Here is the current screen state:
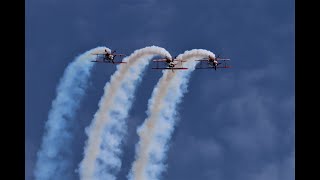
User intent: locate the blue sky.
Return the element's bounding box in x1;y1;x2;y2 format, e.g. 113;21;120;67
26;0;294;179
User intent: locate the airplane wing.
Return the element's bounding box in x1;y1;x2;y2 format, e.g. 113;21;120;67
153;59;168;62
195;58;230;61
195;59;209;61
196;66;231;69
91;60;126;64
91;52;108;55
114;53;126;56
173;60;187;62
217;66;231;68
152;67;188;70
91;60;108;63
112;61;127;64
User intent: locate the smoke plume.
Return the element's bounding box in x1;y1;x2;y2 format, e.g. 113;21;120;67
34;46;108;180
79;46;171;180
129;49;215;180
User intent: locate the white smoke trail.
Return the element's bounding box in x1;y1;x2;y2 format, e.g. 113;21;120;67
129;49;215;180
79;46;171;180
34;46;108;180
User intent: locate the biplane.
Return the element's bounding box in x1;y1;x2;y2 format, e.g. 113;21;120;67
152;56;188;72
195;55;231;70
91;49;126;64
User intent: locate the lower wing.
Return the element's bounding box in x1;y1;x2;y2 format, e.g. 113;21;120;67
217;66;231;68
196;66;231;69
152;67;188;70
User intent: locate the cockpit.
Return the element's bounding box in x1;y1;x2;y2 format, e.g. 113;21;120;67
108;54;114;60
169;62;175;67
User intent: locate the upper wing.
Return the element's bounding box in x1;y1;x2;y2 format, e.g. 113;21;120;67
91;60;126;64
195;59;209;61
173;60;187;62
217;58;231;61
91;52;108;55
153;59;168;62
114;53;126;56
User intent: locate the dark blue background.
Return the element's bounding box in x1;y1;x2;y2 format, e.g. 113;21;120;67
26;0;295;179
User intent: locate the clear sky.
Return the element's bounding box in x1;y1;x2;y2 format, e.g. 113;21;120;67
26;0;295;179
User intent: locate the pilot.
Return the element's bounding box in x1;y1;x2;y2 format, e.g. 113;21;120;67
169;61;175;68
108;54;114;60
213;60;218;66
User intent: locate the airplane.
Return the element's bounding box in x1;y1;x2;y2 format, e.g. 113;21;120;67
152;56;188;72
195;55;231;70
91;49;126;64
